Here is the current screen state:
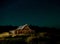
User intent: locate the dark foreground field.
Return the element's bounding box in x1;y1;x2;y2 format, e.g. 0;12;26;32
0;25;60;44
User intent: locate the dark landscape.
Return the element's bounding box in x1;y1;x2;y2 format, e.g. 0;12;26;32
0;25;60;44
0;0;60;44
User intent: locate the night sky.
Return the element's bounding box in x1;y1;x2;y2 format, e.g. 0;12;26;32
0;0;60;28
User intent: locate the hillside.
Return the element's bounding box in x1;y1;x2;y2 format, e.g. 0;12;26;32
0;24;60;44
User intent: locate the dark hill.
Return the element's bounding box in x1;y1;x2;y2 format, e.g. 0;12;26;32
0;25;18;33
0;25;60;33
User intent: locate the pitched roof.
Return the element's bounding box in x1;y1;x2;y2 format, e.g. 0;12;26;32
16;24;28;30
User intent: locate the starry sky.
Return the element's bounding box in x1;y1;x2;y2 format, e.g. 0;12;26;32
0;0;60;28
